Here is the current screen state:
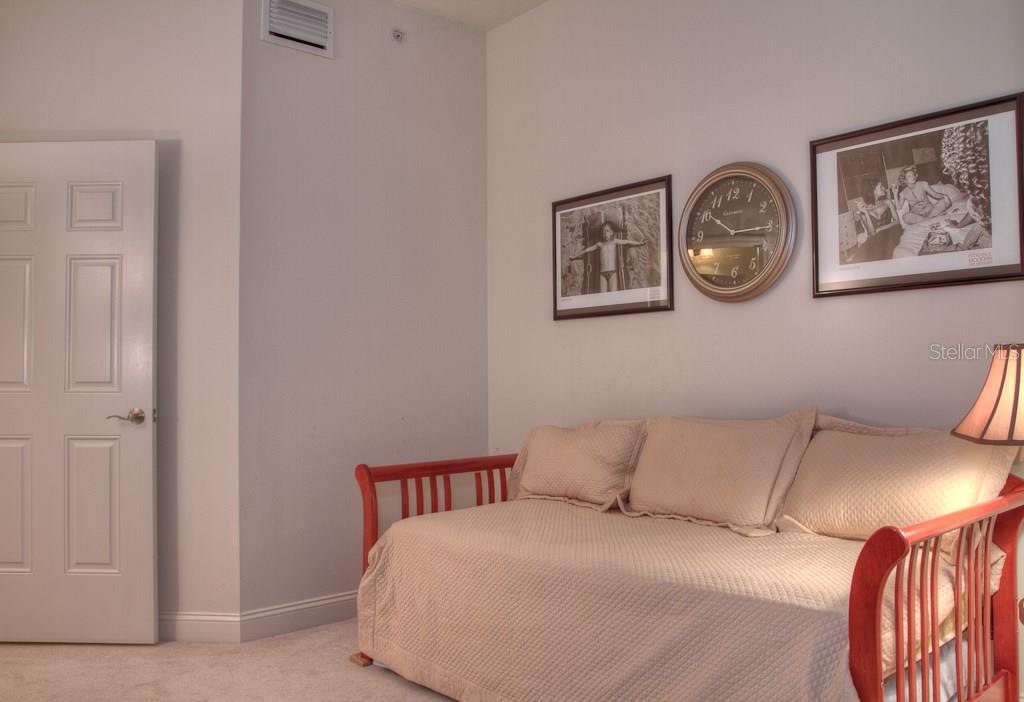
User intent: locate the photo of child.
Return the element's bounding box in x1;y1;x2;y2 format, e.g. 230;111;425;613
559;191;664;298
568;221;646;293
553;176;672;320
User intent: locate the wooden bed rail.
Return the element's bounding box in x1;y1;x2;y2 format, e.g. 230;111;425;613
850;475;1024;702
354;454;518;573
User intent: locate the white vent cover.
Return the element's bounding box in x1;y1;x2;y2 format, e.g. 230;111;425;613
261;0;334;58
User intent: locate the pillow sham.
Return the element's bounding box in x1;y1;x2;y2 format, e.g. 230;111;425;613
622;408;816;534
781;429;1017;540
813;413;928;437
514;420;643;511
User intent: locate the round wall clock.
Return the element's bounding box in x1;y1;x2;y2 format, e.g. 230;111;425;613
678;162;796;302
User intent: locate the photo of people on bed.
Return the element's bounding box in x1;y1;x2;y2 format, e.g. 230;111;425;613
835;120;991;265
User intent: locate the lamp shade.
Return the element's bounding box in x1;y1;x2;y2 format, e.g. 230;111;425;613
952;344;1024;444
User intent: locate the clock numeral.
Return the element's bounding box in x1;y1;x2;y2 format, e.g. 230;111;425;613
759;200;768;214
695;230;704;243
710;193;723;209
730;265;740;279
747;188;754;203
700;210;711;224
749;258;758;271
766;220;774;232
725;186;741;202
713;261;720;274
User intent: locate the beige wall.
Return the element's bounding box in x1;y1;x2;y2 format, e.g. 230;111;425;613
0;0;244;632
486;0;1024;451
239;0;487;632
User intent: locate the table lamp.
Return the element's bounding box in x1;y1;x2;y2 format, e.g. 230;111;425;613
952;344;1024;444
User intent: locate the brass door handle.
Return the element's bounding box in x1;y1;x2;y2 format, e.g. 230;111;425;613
106;408;146;424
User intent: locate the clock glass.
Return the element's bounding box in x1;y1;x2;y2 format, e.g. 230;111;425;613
684;175;781;289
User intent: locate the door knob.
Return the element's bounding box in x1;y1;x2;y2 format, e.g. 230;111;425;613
106;408;146;424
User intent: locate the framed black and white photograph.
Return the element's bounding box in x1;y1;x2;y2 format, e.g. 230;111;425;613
811;94;1023;297
553;175;673;320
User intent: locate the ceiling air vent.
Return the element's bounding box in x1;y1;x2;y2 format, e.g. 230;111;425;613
261;0;334;59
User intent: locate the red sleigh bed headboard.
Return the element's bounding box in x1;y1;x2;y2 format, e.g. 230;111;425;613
354;454;518;573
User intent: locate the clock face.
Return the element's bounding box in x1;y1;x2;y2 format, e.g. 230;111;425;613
684;175;781;289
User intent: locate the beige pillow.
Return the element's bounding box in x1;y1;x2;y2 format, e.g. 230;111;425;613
514;420;643;510
782;429;1017;540
623;409;816;533
814;413;927;437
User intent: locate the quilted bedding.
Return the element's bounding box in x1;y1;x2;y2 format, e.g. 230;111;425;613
357;500;1002;702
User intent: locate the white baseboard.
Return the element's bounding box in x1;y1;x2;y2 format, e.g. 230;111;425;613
160;590;357;643
239;591;357;641
158;610;242;643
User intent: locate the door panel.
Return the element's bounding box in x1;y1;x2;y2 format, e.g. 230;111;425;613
0;257;31;390
67;182;123;231
0;437;31;572
0;141;156;643
0;184;34;230
65;436;120;574
66;256;121;392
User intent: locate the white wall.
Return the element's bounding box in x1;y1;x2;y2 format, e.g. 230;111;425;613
487;0;1024;452
1;0;486;643
0;0;244;636
8;0;1015;646
239;0;487;636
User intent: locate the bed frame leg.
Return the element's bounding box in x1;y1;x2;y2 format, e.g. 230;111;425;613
350;651;373;667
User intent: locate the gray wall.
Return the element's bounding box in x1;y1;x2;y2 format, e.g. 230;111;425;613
0;0;244;633
486;0;1024;452
239;0;488;621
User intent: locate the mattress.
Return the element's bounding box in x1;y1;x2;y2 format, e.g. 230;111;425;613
357;500;1002;702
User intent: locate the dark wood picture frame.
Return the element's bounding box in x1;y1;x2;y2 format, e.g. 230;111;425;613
810;93;1024;298
552;175;673;320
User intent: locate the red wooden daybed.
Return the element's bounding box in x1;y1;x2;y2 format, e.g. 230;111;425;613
353;454;1024;702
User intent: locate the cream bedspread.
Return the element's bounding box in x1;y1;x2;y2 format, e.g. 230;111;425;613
357;500;1002;702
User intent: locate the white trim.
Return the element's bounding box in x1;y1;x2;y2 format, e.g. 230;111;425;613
239;591;356;641
159;590;356;642
162;611;241;623
241;591;354;622
158;611;241;643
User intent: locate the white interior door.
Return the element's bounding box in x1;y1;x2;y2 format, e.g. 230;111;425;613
0;141;157;643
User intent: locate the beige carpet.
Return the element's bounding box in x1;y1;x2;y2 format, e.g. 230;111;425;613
0;618;447;701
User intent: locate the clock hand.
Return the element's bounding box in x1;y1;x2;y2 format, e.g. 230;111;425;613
708;215;735;235
732;224;772;234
